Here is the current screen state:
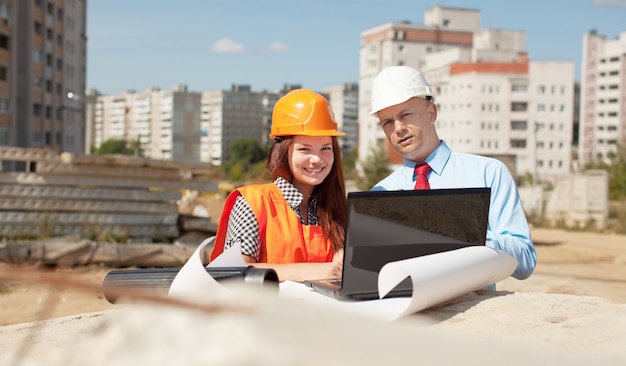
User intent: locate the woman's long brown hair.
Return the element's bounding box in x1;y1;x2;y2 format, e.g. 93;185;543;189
265;136;346;252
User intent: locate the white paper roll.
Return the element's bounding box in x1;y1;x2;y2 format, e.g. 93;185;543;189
378;246;518;316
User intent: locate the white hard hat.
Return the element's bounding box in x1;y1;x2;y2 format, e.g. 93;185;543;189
369;66;435;116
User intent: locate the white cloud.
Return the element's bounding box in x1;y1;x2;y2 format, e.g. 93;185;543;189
268;41;288;52
210;38;244;53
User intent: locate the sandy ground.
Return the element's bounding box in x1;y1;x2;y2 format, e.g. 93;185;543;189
1;227;626;327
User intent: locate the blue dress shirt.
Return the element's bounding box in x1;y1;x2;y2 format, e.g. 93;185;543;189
372;140;537;280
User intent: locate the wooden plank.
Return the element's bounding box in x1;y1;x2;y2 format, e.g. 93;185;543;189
0;197;178;214
0;239;195;267
60;152;212;170
0;211;178;225
0;183;182;202
0;172;219;192
0;147;59;162
0;224;179;239
35;161;184;181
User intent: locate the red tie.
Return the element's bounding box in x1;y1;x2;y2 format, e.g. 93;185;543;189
414;163;431;190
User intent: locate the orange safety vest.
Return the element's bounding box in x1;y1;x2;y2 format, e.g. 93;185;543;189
209;183;333;264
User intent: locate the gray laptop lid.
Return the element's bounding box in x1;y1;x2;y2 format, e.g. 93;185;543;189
340;187;491;298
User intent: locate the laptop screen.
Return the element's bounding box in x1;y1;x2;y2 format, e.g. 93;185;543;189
340;188;491;297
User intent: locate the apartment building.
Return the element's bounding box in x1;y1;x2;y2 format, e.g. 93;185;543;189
201;85;265;166
87;85;202;162
0;0;87;165
324;83;359;155
358;5;575;183
579;30;626;167
86;81;358;167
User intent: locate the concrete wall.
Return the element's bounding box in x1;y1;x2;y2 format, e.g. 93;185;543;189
520;170;609;229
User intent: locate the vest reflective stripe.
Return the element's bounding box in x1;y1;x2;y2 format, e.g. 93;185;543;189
209;183;333;263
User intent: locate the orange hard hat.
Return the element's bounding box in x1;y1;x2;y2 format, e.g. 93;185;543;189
269;89;346;139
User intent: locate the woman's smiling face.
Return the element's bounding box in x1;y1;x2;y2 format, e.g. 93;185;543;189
289;135;334;195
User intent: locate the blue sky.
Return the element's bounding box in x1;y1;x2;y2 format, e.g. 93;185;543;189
87;0;626;95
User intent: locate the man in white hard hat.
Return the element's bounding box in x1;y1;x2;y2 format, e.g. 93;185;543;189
369;65;536;281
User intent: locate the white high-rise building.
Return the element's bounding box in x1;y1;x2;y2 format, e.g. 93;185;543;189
358;5;575;183
324;83;359;154
2;0;87;158
579;30;626;167
86;85;202;162
201;85;264;166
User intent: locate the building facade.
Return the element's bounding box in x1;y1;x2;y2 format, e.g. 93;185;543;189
1;0;87;165
579;30;626;167
358;5;575;183
324;83;359;155
201;85;265;166
87;85;202;162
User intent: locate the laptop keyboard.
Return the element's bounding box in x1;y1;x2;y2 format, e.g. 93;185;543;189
324;279;342;286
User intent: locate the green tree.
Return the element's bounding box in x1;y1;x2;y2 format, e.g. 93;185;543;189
224;138;267;182
342;146;358;180
92;138;138;155
593;146;626;200
356;140;391;191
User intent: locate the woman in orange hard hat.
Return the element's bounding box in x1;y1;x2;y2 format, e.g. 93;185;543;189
209;89;346;282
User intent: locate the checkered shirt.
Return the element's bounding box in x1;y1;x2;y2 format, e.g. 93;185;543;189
224;177;319;260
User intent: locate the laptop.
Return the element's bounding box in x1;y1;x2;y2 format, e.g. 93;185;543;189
304;187;491;300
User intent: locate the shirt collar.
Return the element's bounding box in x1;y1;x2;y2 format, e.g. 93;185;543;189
401;140;451;178
274;176;318;225
274;176;302;208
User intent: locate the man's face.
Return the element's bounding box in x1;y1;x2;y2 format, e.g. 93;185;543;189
376;97;438;162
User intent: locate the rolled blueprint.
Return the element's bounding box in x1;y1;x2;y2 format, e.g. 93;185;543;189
378;246;518;316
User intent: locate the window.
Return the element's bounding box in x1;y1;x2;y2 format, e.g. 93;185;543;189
33;49;42;63
0;2;8;20
511;84;527;92
0;97;9;113
511;102;527;111
33;103;43;117
0;34;8;49
510;139;527;148
0;126;8;144
34;22;43;35
511;121;527;130
0;65;6;81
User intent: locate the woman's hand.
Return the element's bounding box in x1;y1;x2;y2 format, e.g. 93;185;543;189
249;260;343;283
